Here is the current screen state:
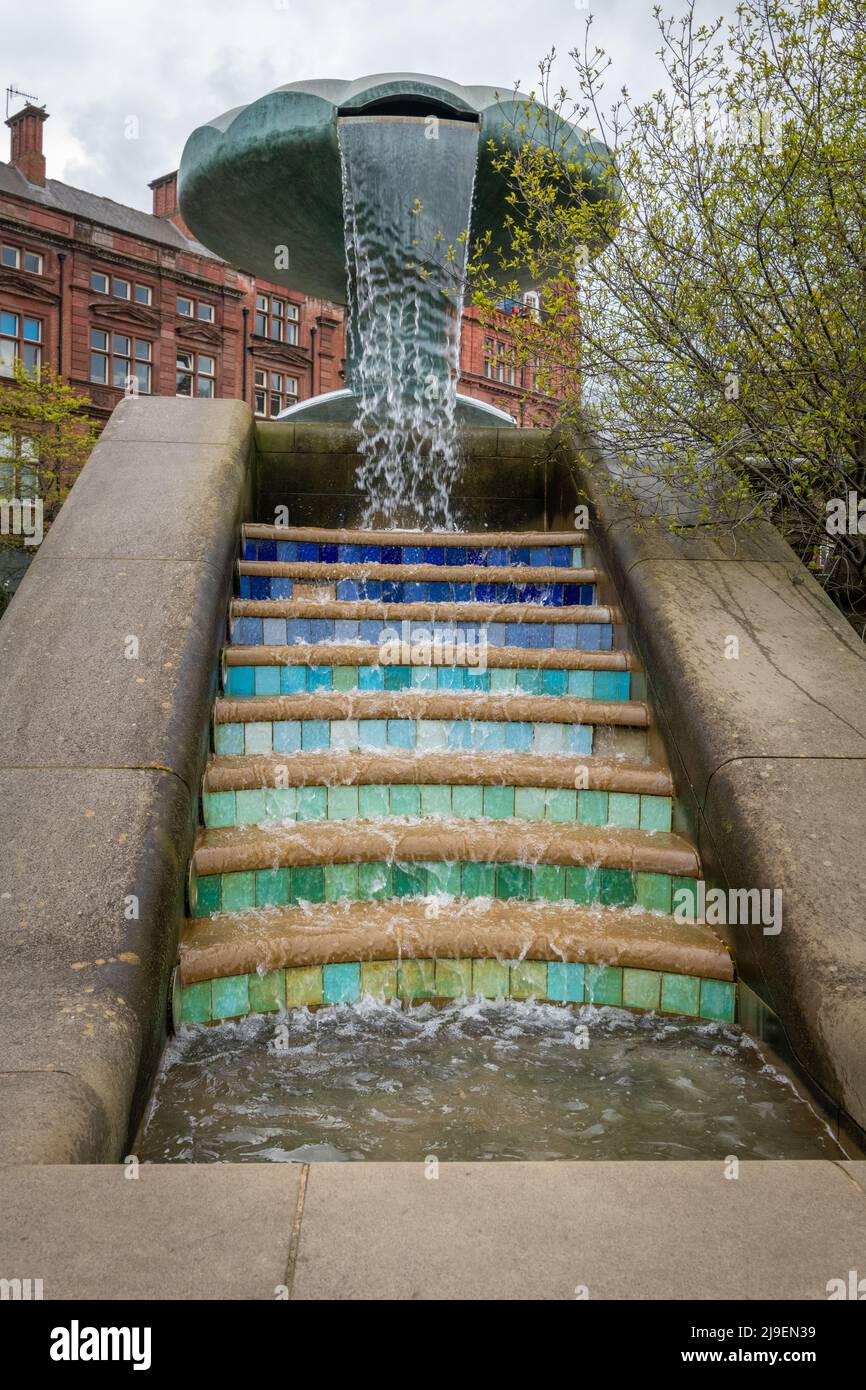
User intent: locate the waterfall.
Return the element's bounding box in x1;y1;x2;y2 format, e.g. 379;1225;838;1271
338;114;478;529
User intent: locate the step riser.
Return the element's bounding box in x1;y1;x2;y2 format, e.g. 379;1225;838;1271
213;717;629;758
229;617;614;649
191;863;697;917
244;540;585;567
202;785;673;831
239;577;597;605
179;961;735;1025
224;665;631;698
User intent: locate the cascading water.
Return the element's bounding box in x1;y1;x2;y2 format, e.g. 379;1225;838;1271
338;114;478;528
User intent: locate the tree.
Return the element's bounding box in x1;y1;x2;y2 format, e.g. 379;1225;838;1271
0;361;97;616
469;0;866;627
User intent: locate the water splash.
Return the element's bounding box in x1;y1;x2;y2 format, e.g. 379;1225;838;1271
338;115;478;529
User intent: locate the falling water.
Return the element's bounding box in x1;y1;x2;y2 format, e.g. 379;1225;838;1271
338;115;478;528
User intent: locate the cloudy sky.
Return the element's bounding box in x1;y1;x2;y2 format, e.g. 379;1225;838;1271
4;0;729;211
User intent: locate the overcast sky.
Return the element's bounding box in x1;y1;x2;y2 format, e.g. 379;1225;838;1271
3;0;730;211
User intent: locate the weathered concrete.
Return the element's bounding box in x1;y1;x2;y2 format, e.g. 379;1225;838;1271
554;431;866;1140
0;398;254;1162
1;1161;863;1300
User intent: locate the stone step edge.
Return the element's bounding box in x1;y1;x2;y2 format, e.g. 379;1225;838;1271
204;749;673;796
191;821;700;879
231;598;617;625
239;561;599;585
243;525;590;547
224;643;633;672
178;899;732;986
212;691;649;727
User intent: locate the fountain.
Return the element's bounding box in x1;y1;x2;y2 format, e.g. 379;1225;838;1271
179;74;611;523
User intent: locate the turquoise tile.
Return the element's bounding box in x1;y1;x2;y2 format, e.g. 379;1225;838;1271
265;786;297;820
475;721;505;752
359;666;385;690
394;862;427;897
244;722;273;755
323;962;361;1005
515;787;546;820
640;796;673;832
420;785;452;816
452;785;484;818
566;725;593;755
425;860;461;895
308;665;333;691
214;722;244;756
608;792;640;828
225;665;254;697
410;667;437;690
567;669;593;698
510;960;548;999
534;723;565;754
325;863;359;902
181;980;212;1023
290;865;325;903
533;864;567;900
565;866;601;904
661;972;701;1017
699;978;736;1023
236;789;267;825
391;784;421;816
332;665;359;691
586;964;623;1006
547;961;585;1003
387;719;416;749
546;788;578;822
296;786;327;820
490;668;516;692
359;784;389;818
273;720;302;753
636;872;671;913
461;862;496;897
192;874;221;916
483;785;514;819
203;791;236;828
516;669;543;694
359;719;388;749
542;669;568;696
328;785;359;819
578;790;608;825
222;871;256;911
255;868;290;907
358;861;391;899
496;863;532;899
601;868;636;907
248;969;286;1012
301;719;329;750
254;665;281;696
212;974;250;1019
280;666;307;694
446;720;471;749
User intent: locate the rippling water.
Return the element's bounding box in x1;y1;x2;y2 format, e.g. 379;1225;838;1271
139;997;839;1163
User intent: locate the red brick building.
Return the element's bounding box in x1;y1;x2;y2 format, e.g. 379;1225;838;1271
0;104;560;434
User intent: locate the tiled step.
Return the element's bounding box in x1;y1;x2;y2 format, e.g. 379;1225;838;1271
239;560;600;585
178;898;733;991
238;573;597;605
202;750;673;830
223;643;632;686
243;525;589;563
214;690;648;726
189;819;700;919
229;599;616;650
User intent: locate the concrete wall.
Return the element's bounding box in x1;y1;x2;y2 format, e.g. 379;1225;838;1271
551;431;866;1146
0;396;254;1162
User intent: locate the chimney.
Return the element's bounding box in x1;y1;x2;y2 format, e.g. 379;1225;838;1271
6;103;49;187
148;170;192;237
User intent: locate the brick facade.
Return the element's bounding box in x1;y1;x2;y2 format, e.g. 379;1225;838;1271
1;104;562;433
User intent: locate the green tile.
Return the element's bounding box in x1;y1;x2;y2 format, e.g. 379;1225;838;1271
510;960;548;999
181;980;212;1023
577;790;608;825
296;786;328;820
546;788;577;822
452;785;483;818
622;968;661;1011
203;791;236;828
248;968;286;1012
425;861;461;895
565;865;601;904
661;972;701;1017
547;961;585;1003
290;865;324;904
608;792;640;828
516;669;543;694
285;965;324;1008
359;784;389;819
323;962;361;1005
434;958;473;998
567;669;593;697
483;785;515;819
360;960;398;999
699;978;736;1023
236;789;267;825
514;787;546;820
255;868;290;908
212;973;250;1019
585;964;623;1006
496;863;532;899
472;958;510;997
391;784;421;817
327;785;359;819
332;666;358;691
420;784;452;817
601;868;636;907
636;872;671;913
222;871;256;911
673;877;699;921
532;864;567;900
398;959;436;1000
394;862;427;897
325;863;358;902
358;861;392;899
193;874;221;917
490;668;516;691
265;786;297;820
640;795;673;832
462;862;496;897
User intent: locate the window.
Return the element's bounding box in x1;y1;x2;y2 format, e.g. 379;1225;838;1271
0;311;42;376
90;271;109;294
90;329;151;393
23;251;43;275
0;244;43;274
0;431;39;498
1;245;19;269
198;302;214;323
112;277;131;300
254;294;299;344
176;349;217;398
176;295;193;318
254;368;298;417
134;284;152;306
483;338;516;385
176;294;215;322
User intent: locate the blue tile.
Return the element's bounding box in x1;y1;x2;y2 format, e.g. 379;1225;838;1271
488;547;508;566
542;669;568;695
598;624;613;650
242;540;256;561
437;667;464;690
280;666;307;693
359;666;385;690
403;582;426;602
381;545;401;564
254;665;281;696
263;618;288;645
446;720;472;749
505;721;534;751
529;547;551;566
466;547;485;565
554;624;578;649
337;580;361;600
273;720;302;753
225;665;254;696
566;724;593;755
298;542;319;561
428;581;450;601
271;578;293;600
334;620;360;641
487;623;507;646
276;541;298;561
360;545;381;563
362;580;382;601
403;546;424;563
423;547;445;565
308;619;333;643
302;720;329;750
593;670;630;701
238;576;251;599
215;722;244;755
308;666;333;691
477;583;498;604
547;961;584;1003
453;583;472;601
320;543;338;563
387;719;416;749
250;576;272;600
323;962;361;1005
528;624;552;648
514;547;531;564
359;719;388;748
285;619;309;644
232;617;262;644
445;547;467;565
338;545;361;562
382;581;401;603
258;541;277;562
550;546;570;566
